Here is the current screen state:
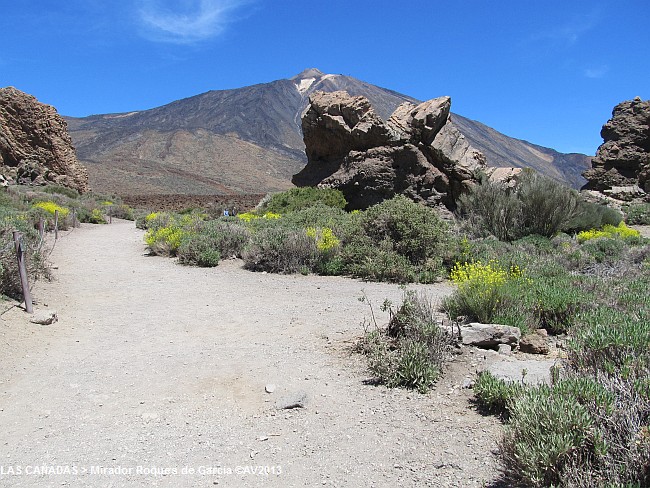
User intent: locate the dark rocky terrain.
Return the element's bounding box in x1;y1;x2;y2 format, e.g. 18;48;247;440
65;68;591;196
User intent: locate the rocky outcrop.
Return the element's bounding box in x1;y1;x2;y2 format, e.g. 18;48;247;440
292;91;487;210
582;97;650;201
0;87;89;193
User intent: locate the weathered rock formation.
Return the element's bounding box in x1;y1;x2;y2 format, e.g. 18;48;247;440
292;91;487;210
0;87;89;192
582;97;650;201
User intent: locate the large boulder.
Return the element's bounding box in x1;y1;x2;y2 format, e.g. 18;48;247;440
292;91;486;210
582;97;650;201
0;87;89;193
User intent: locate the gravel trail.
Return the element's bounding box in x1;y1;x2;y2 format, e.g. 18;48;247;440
0;220;502;487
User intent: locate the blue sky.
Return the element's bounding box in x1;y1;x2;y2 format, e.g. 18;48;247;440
1;1;648;156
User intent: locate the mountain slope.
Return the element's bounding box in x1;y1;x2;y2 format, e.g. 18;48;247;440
66;68;590;196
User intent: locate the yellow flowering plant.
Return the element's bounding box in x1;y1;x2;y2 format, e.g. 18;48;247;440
306;226;340;252
444;260;528;323
33;201;69;217
577;222;640;243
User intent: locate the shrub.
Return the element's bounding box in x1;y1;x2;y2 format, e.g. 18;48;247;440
360;195;450;266
441;260;526;323
0;211;49;299
87;208;107;224
580;237;627;264
457;178;522;241
458;171;619;241
625;203;650;225
500;385;599;487
577;222;641;243
144;225;186;256
108;204;135;221
516;171;581;237
564;199;623;233
32;201;69;218
32;200;71;230
569;307;650;376
177;234;221;267
42;185;79;199
473;371;524;416
525;275;588;334
260;187;347;214
242;227;317;274
360;290;453;393
342;236;418;283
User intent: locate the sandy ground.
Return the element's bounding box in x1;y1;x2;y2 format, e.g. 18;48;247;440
0;220;504;487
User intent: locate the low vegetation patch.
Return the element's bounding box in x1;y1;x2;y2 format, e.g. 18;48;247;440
458;171;622;241
357;290;453;393
1;185;134;299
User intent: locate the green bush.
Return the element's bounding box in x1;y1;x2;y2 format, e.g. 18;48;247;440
360;195;450;266
441;260;528;324
342;237;418;283
564;199;623;233
177;234;221;267
458;171;621;241
569;307;650;375
42;185;80;199
360;290;452;393
625;203;650;225
243;227;317;274
500;385;599;487
457;177;522;241
260;187;347;214
473;371;524;416
581;237;627;264
107;204;135;221
0;210;49;299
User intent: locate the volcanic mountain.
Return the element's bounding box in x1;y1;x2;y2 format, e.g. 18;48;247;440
65;68;590;197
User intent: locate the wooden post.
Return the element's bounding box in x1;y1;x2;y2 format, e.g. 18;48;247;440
54;209;59;240
72;208;77;228
38;218;44;239
109;206;112;224
12;231;33;314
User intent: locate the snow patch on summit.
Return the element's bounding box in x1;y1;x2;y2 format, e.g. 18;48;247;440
296;78;315;94
295;74;339;94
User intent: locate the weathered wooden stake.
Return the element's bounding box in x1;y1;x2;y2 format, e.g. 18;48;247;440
12;231;33;314
72;208;77;228
109;206;112;224
54;209;59;240
38;218;44;239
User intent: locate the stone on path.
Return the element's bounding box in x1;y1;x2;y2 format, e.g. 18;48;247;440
460;322;521;348
486;359;557;386
276;391;308;410
29;310;58;325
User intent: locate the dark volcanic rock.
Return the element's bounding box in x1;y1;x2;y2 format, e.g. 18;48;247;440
582;97;650;200
293;91;486;210
0;87;89;192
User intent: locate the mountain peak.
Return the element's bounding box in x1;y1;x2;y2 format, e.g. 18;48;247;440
291;68;325;80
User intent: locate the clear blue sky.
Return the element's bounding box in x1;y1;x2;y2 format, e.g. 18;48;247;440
1;1;648;156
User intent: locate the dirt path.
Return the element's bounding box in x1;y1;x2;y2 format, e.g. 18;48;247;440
0;221;503;487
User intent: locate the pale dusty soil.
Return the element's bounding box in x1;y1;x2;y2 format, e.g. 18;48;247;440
0;220;506;487
633;224;650;238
